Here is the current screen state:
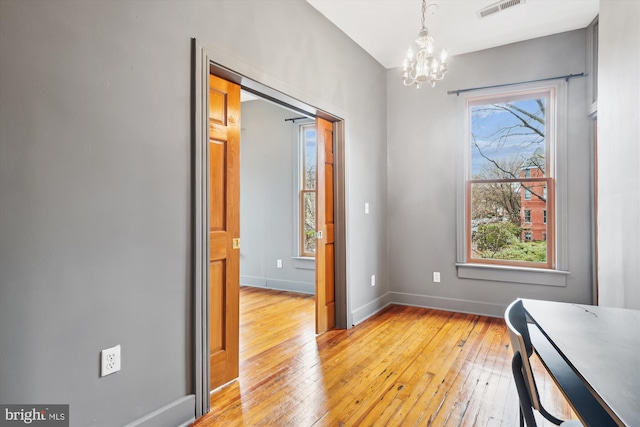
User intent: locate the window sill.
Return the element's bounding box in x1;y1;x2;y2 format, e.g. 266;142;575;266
292;257;315;270
456;263;569;287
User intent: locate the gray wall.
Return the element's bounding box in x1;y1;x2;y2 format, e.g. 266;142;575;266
240;99;315;294
0;0;387;425
386;29;594;317
2;0;635;425
597;1;640;309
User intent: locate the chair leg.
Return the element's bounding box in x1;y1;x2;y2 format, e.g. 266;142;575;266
513;352;538;427
519;407;525;427
538;405;564;426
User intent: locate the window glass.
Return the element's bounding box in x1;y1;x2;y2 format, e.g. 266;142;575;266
303;127;316;190
471;98;546;178
468;91;553;267
299;124;316;257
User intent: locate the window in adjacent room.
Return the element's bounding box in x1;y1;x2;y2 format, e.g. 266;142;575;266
465;87;556;269
298;122;317;257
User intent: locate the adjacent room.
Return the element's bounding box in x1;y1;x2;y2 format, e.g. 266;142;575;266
0;0;637;426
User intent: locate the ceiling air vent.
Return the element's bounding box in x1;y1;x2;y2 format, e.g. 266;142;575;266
477;0;526;19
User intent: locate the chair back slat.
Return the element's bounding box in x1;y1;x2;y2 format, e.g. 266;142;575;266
505;299;542;410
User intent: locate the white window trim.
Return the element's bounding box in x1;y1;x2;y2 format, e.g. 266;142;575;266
455;81;569;286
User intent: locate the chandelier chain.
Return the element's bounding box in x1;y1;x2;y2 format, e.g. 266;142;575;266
421;0;426;30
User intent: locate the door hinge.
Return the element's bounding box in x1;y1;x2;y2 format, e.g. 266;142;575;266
232;238;240;249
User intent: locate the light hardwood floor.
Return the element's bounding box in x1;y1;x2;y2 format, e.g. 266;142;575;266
193;286;576;426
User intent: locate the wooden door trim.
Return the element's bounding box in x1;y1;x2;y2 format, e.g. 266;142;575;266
592;117;599;304
332;120;347;329
192;38;348;418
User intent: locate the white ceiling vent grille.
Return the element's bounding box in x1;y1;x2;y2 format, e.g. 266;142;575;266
477;0;526;19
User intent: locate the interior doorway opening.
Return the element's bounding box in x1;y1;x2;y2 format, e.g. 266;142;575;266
239;90;317;298
193;38;347;417
238;90;317;378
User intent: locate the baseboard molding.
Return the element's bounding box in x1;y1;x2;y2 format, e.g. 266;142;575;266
351;292;392;326
389;292;505;318
241;276;314;295
124;395;194;427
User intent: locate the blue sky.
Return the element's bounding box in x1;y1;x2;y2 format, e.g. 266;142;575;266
470;98;545;176
304;128;317;171
303;128;317;190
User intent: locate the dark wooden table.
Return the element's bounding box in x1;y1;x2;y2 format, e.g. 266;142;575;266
522;299;640;427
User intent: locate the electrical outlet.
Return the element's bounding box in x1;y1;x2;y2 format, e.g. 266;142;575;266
101;344;121;377
433;272;441;283
371;274;376;287
276;259;283;268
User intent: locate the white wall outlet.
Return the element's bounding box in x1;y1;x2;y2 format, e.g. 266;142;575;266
276;259;283;268
365;202;370;214
433;272;441;283
101;344;121;377
371;274;376;287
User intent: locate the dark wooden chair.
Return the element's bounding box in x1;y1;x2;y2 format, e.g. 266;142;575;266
505;299;582;427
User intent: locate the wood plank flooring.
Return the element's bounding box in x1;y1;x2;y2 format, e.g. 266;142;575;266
193;286;576;426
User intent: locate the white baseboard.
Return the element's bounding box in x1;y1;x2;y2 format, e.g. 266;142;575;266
389;292;505;318
351;292;393;326
123;395;194;427
241;276;315;295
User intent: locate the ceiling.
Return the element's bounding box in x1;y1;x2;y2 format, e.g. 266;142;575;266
306;0;599;69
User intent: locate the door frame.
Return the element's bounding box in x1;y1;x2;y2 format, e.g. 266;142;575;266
192;38;348;417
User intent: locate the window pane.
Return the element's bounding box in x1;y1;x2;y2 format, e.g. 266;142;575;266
471;98;546;179
470;181;548;263
303;127;316;190
303;191;316;255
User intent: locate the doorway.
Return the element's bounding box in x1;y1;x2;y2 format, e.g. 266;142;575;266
239;92;317;298
238;92;317;389
192;39;347;417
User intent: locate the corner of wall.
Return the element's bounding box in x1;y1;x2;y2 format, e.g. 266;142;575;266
351;292;393;326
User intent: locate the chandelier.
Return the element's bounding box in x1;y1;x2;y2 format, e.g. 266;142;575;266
402;0;448;88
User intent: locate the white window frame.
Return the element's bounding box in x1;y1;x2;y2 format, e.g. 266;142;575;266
456;81;569;286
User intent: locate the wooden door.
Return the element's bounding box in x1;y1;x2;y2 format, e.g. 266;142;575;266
593;118;599;304
315;117;335;334
208;74;240;390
